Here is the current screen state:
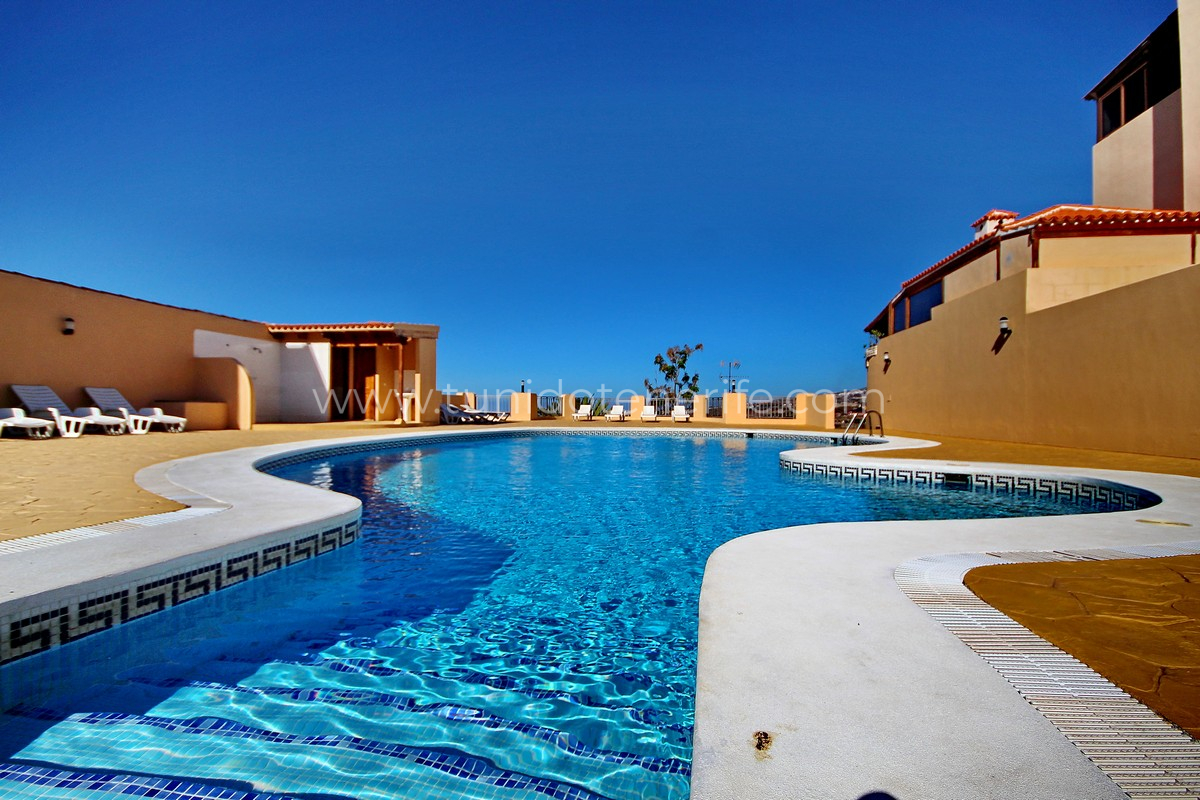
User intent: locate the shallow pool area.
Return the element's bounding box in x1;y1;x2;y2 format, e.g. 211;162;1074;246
0;432;1139;800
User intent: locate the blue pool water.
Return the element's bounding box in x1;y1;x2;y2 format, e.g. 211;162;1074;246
0;433;1126;800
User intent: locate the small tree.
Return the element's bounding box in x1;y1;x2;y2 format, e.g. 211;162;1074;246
644;343;704;405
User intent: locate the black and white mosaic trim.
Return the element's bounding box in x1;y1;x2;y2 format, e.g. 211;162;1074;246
0;520;359;665
2;427;1153;668
780;458;1159;511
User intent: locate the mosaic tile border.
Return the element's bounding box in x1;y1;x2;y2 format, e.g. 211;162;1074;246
779;458;1160;511
9;709;611;800
0;520;359;666
0;428;836;669
895;544;1200;798
34;677;691;775
0;762;300;800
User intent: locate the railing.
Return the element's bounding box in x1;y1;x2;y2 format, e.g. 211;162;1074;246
706;396;723;418
839;410;884;444
647;397;696;416
746;396;795;419
475;394;512;414
538;395;562;418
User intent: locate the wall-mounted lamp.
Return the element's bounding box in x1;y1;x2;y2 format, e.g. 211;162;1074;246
62;317;75;336
999;316;1011;335
882;352;891;365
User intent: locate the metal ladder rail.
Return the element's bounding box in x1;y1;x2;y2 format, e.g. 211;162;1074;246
840;412;866;445
863;409;883;438
839;410;884;445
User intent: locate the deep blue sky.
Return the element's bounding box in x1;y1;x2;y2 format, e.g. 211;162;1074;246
0;1;1177;395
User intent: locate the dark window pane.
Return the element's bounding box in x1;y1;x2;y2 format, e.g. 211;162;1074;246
1125;69;1147;120
893;301;906;333
908;282;943;327
1101;91;1122;137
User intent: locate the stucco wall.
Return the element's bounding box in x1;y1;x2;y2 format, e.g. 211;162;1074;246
1028;235;1195;311
193;330;282;423
1092;90;1184;210
0;271;273;413
1181;0;1200;210
279;343;332;423
942;253;994;302
866;265;1200;459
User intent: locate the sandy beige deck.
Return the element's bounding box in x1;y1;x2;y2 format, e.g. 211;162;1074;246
2;420;1197;748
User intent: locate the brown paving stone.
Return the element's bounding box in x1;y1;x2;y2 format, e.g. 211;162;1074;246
967;555;1200;738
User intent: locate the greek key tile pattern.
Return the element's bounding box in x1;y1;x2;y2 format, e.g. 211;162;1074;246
0;521;359;666
780;459;1158;511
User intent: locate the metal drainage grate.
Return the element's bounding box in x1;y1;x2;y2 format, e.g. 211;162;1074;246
895;545;1200;799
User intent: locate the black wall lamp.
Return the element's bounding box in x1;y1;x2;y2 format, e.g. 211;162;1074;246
882;352;891;366
62;317;75;336
999;316;1011;335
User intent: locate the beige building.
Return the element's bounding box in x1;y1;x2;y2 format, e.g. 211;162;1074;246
865;2;1200;460
0;269;439;429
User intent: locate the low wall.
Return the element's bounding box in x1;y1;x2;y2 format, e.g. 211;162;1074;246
866;266;1200;459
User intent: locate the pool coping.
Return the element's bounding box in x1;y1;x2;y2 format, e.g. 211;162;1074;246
0;427;847;665
693;438;1200;800
0;427;1197;799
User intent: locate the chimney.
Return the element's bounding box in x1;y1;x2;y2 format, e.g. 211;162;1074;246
970;209;1019;240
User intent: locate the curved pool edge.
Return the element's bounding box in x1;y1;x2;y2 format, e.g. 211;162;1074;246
693;442;1200;800
0;426;844;666
2;426;1197;798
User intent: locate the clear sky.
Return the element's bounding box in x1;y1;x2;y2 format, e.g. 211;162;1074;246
0;1;1177;396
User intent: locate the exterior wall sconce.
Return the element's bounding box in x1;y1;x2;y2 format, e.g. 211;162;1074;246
999;316;1011;335
62;317;76;336
882;352;891;365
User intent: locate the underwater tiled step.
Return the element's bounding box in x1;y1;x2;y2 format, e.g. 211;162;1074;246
10;711;647;800
148;683;691;795
155;655;692;755
0;762;305;800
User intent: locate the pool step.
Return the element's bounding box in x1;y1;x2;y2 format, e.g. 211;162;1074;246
8;709;680;800
133;650;692;749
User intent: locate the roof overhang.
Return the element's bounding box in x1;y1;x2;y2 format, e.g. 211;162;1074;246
267;322;439;344
863;204;1200;333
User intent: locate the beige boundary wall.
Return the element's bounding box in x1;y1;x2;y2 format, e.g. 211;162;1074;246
866;265;1200;459
0;270;274;428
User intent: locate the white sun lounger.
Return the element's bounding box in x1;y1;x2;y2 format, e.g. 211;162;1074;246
639;406;658;422
11;384;128;437
605;404;627;422
671;404;692;423
572;404;593;421
85;387;187;433
454;404;509;423
0;408;55;439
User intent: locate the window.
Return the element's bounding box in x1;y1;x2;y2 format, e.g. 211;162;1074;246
1099;66;1150;138
908;282;943;327
1088;11;1180;142
892;301;906;334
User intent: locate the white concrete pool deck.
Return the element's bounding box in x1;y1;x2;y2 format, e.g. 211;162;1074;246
1;427;1197;799
693;436;1200;800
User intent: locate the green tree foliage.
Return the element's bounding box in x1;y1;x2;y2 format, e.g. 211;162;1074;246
644;343;704;402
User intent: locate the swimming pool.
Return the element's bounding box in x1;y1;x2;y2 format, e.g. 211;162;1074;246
0;433;1131;800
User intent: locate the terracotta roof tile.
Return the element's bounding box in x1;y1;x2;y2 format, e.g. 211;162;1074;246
970;209;1019;228
267;322;398;333
900;205;1200;290
901;233;997;289
1010;204;1200;228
